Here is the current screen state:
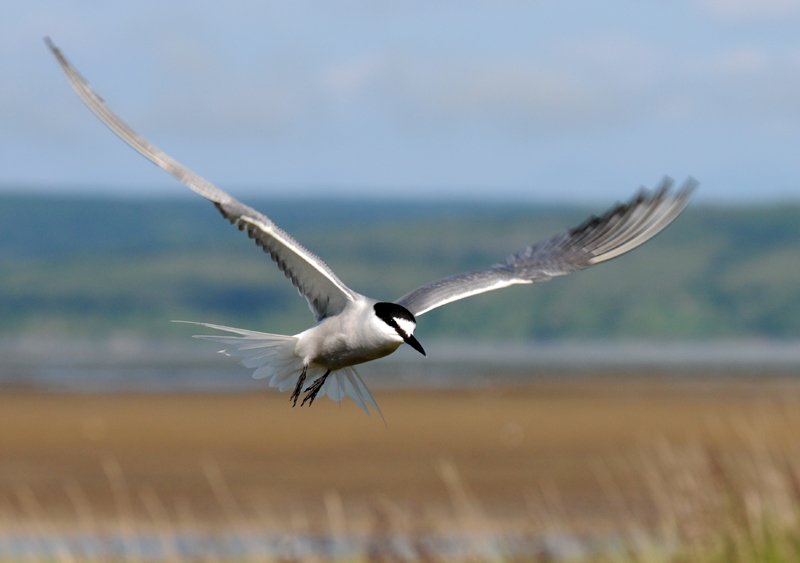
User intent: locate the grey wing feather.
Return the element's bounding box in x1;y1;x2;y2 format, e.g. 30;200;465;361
46;38;355;321
396;177;696;317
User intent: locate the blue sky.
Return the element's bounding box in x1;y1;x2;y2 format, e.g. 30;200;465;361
3;0;800;202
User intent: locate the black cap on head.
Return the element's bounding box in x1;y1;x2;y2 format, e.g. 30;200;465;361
374;302;426;357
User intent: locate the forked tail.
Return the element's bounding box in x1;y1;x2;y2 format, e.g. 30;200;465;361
173;322;382;417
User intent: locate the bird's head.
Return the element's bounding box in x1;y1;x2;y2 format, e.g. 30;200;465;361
373;302;426;357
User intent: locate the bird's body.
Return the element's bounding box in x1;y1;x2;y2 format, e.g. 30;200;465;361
47;38;696;416
295;298;405;370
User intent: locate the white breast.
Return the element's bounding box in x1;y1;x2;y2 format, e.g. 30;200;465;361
294;299;403;370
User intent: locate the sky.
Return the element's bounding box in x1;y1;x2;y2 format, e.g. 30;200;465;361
3;1;800;203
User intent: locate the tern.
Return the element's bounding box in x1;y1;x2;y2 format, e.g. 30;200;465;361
47;39;695;416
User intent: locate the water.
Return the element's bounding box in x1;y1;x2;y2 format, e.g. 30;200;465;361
2;338;800;393
0;529;620;561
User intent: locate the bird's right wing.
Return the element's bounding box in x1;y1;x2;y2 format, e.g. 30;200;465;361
46;38;356;321
396;178;695;317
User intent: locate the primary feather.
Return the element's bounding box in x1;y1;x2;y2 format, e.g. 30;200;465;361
45;38;355;322
396;177;695;317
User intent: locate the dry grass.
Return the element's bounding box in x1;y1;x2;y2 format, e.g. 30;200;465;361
1;376;800;561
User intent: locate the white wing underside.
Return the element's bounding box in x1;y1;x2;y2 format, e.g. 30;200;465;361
46;38;354;322
396;178;696;317
181;322;382;417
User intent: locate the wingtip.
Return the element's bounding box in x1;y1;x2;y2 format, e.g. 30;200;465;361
650;175;698;201
679;176;700;197
44;36;63;61
655;175;675;193
642;175;696;209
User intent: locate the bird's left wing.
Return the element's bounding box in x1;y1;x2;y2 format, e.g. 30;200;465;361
46;38;356;321
396;178;695;317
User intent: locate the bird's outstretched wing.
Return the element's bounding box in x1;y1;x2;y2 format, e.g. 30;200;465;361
46;38;356;321
396;178;695;317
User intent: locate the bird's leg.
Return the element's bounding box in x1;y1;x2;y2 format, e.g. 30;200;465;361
301;369;331;407
290;365;308;407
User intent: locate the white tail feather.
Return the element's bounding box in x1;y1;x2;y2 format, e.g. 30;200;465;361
174;321;382;416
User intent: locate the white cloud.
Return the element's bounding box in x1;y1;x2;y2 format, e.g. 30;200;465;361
320;53;632;135
677;44;800;125
701;0;800;20
716;47;770;74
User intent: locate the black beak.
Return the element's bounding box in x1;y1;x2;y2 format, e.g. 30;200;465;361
404;334;426;357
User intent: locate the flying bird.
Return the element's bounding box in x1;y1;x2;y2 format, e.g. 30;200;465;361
47;39;695;416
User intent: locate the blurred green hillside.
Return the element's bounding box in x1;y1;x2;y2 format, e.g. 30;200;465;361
1;193;799;341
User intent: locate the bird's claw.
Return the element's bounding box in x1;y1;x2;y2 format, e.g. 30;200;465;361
290;365;308;407
301;369;331;407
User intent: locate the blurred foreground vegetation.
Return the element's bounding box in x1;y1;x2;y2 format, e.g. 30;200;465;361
2;434;800;562
2;383;800;562
1;193;799;340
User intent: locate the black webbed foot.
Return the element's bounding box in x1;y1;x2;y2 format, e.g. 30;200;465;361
301;369;331;407
290;365;308;407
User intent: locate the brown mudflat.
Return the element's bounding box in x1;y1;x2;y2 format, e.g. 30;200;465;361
1;376;799;531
